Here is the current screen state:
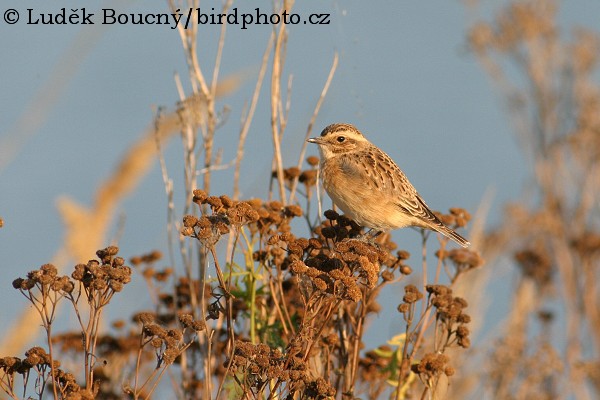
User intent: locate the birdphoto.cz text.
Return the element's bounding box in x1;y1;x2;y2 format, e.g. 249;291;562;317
5;7;331;29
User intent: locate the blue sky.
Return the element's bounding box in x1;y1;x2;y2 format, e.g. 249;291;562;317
1;1;598;348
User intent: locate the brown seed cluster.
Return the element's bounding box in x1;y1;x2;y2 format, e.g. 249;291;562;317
390;249;413;276
227;340;335;398
178;313;207;332
130;250;173;288
411;353;454;379
54;369;95;399
303;377;336;399
436;247;484;281
397;284;424;322
6;186;475;399
71;247;132;295
426;285;471;349
0;347;54;375
259;209;415;306
284;236;386;302
130;250;163;266
139;312;204;366
279;157;320;190
402;284;424;304
228;341;301;393
274;210;412;302
514;248;553;288
182;189;304;246
0;348;95;399
228;341;288;382
316;209;362;241
358;347;393;389
8;247;138;399
12;263;74;294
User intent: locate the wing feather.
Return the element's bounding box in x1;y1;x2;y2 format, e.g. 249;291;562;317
339;147;417;197
335;144;470;247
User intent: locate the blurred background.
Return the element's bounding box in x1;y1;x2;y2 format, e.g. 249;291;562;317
2;0;600;398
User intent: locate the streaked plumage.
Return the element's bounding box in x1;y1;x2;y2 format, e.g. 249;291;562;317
307;123;470;248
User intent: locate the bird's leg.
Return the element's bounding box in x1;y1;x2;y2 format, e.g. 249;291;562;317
356;228;382;242
355;228;372;241
369;229;383;239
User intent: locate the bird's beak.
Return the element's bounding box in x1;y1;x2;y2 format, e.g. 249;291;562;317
307;137;322;144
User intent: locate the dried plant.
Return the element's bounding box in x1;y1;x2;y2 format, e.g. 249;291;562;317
1;1;488;400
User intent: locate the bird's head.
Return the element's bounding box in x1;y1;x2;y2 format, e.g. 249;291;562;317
307;123;368;159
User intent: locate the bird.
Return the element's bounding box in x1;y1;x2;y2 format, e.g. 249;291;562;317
307;123;470;248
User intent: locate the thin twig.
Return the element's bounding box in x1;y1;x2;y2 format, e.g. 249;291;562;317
233;33;275;200
289;52;339;203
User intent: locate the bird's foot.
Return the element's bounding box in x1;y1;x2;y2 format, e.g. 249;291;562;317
356;229;382;243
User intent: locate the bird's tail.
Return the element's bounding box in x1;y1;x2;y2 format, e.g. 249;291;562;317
434;223;470;248
412;195;471;248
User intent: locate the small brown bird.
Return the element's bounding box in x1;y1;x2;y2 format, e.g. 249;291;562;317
307;123;470;248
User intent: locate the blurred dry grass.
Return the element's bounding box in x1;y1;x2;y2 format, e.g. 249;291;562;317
0;75;244;358
466;0;600;398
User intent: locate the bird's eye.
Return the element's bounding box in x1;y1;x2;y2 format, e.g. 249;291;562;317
336;136;346;143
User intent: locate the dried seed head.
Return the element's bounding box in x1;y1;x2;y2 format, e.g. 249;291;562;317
426;284;451;296
313;277;328;291
514;248;552;285
308;238;322;249
381;271;394;281
268;201;283;211
411;353;449;376
290;260;309;275
246;198;262;209
399;264;413;275
137;313;155;325
306;155;320;166
284;205;303;217
192;189;208;204
191;320;206;331
456;325;470;338
458;314;471;323
345;284;363;302
206;196;223;210
299;170;318;186
397;303;410;314
324;209;340;220
219;195;233;208
40;264;58;278
196;216;211;229
244;209;260;222
183;215;198;228
12;278;24;289
322;226;337;239
283;167;301;179
403;284;423;304
458;337;471;348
